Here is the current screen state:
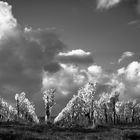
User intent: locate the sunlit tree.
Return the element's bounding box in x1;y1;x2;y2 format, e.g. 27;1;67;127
78;82;97;125
54;95;87;127
115;101;126;123
115;99;137;124
15;92;25;120
15;92;39;123
95;90;119;124
0;98;17;121
96;92;110;124
42;88;56;122
54;82;97;127
54;81;140;127
109;91;120;124
133;103;140;123
124;99;137;123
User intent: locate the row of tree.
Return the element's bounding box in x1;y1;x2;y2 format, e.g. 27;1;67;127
15;92;39;123
0;82;140;127
0;88;56;123
0;98;17;121
54;83;140;127
0;92;39;123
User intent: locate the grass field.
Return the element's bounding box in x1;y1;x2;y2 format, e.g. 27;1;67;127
0;122;140;140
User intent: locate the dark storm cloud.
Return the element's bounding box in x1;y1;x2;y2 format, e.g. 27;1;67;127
25;29;66;62
43;62;61;73
0;27;66;100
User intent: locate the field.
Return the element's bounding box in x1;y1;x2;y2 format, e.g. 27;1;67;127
0;122;140;140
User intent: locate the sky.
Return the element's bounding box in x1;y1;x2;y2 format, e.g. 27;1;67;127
0;0;140;116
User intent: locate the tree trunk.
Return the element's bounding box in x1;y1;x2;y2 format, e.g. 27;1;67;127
113;112;116;124
113;101;116;124
132;108;135;123
125;117;128;123
90;100;94;126
116;115;120;124
16;99;20;121
85;110;90;123
104;107;108;123
45;105;50;122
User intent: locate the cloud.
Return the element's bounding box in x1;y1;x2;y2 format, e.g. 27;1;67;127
87;65;104;82
0;1;17;39
42;63;111;98
121;61;140;81
56;49;94;65
43;62;61;73
88;65;102;74
116;61;140;99
0;28;66;99
118;51;135;63
42;64;89;97
128;20;140;25
136;0;140;14
58;49;91;56
96;0;140;15
96;0;121;9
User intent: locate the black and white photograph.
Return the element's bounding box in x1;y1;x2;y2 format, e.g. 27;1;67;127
0;0;140;139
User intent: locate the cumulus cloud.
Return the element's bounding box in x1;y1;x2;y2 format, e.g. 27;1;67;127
96;0;140;15
96;0;121;9
42;64;89;97
0;1;17;39
120;61;140;81
58;49;90;56
118;51;135;63
87;65;104;82
42;63;111;99
88;65;102;74
116;61;140;99
56;49;94;65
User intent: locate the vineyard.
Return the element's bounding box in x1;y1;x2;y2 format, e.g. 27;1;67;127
0;82;140;139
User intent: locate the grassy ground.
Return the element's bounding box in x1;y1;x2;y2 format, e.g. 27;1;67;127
0;122;140;140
